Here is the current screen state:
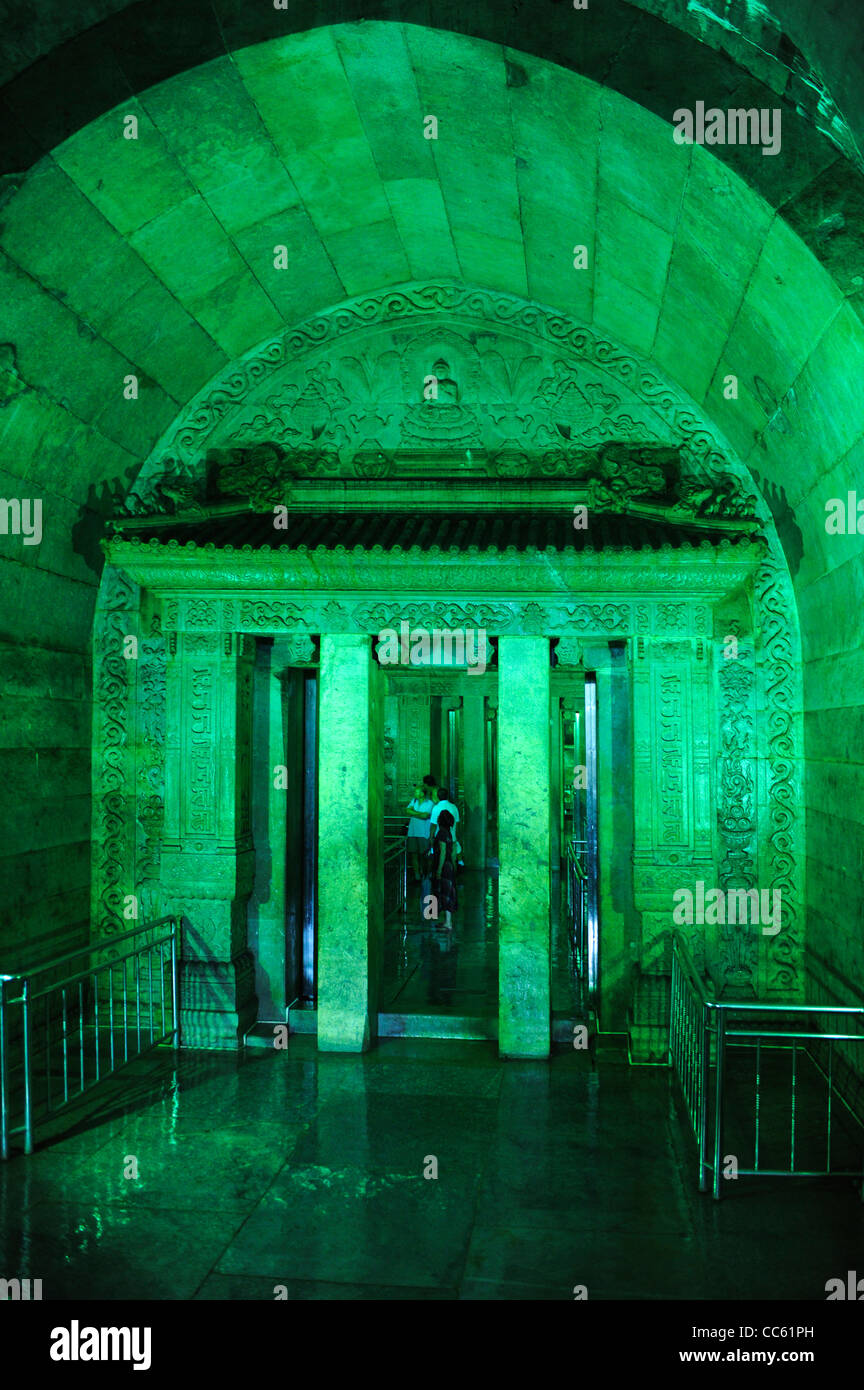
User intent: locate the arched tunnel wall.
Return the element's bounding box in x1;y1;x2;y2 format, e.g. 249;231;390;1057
0;21;861;997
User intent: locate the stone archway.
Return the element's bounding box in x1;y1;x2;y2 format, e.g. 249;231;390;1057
120;282;806;992
92;284;806;1055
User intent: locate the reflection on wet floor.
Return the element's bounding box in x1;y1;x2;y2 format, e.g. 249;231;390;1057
550;870;587;1022
3;1037;863;1300
380;869;499;1015
380;869;586;1020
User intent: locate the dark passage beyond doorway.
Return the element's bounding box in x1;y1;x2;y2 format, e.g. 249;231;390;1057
380;869;498;1023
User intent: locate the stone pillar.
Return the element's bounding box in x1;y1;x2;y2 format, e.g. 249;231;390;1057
497;636;550;1058
317;634;384;1052
462;691;486;868
161;632;258;1047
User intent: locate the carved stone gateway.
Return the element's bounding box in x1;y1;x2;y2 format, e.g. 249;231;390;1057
92;283;805;1054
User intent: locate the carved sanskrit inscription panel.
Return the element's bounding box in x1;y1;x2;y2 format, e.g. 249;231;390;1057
188;665;215;838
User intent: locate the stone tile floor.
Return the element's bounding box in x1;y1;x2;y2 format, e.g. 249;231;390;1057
379;869;582;1020
1;1036;862;1300
380;869;499;1015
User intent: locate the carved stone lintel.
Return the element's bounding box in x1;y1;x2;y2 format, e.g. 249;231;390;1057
187;598;218;629
358;600;512;633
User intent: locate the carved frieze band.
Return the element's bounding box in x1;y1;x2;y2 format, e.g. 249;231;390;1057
157;594;713;639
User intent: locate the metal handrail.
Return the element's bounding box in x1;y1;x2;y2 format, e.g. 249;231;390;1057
670;933;864;1199
1;917;181;1159
383;837;409;924
565;836;590;985
4;922;179;1004
0;918;176;984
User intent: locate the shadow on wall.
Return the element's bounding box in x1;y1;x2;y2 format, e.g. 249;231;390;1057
73;467;140;576
751;470;804;580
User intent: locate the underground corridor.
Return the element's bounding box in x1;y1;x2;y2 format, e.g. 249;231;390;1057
2;3;864;1323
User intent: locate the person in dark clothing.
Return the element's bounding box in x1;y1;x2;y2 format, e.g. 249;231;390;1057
432;808;458;931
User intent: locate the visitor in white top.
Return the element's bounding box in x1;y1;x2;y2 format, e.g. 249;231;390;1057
406;773;437;882
430;787;464;869
430;786;460;831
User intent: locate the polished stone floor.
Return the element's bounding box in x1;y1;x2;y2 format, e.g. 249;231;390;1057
379;868;581;1021
2;1036;862;1300
379;868;499;1015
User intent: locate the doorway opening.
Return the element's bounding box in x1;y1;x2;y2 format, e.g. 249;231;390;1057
248;640;318;1035
379;666;499;1037
557;670;599;1029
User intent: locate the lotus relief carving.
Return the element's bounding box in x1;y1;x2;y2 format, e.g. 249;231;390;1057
114;288;761;534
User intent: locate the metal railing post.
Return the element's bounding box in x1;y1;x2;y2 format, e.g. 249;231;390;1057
22;978;33;1156
93;971;100;1082
826;1038;833;1173
698;1000;710;1192
148;948;154;1045
712;1006;726;1200
108;967;115;1071
158;947;165;1041
77;980;85;1093
45;992;52;1114
0;918;182;1156
0;977;8;1161
62;987;69;1103
171;916;181;1047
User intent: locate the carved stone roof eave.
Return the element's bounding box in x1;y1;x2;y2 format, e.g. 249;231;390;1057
104;534;764;601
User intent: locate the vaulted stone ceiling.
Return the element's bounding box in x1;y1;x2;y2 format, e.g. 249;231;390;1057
2;0;863;167
2;24;861;614
0;13;861;969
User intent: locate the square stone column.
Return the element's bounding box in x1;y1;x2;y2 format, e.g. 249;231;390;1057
317;634;384;1052
497;636;551;1057
161;632;257;1047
